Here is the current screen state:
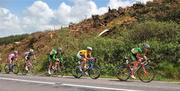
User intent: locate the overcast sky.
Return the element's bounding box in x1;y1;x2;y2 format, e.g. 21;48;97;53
0;0;153;37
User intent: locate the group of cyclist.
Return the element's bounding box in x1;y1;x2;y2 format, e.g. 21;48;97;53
7;49;35;71
5;43;151;79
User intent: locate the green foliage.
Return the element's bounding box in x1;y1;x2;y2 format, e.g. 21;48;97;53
158;61;179;79
128;21;180;43
0;34;29;45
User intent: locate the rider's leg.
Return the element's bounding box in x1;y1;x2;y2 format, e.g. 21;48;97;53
134;53;143;69
48;61;52;74
25;56;29;70
136;53;143;62
25;60;28;71
81;58;86;71
54;61;59;70
10;59;14;70
77;54;84;71
8;59;12;70
130;54;137;79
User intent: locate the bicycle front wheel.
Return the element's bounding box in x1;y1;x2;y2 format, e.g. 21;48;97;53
137;65;155;83
12;65;19;74
54;66;65;77
72;66;83;79
88;66;101;79
116;65;130;81
21;64;28;75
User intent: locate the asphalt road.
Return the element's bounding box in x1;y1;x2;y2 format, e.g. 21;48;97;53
0;74;179;91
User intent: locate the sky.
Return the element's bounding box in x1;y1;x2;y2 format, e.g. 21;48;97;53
0;0;153;37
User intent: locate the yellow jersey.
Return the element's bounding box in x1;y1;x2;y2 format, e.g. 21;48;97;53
79;50;92;58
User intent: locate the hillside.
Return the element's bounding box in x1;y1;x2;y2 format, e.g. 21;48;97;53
0;0;179;80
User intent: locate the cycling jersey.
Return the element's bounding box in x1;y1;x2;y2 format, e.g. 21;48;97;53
130;48;143;61
48;49;63;62
77;50;92;59
56;52;63;62
24;51;34;61
8;53;17;64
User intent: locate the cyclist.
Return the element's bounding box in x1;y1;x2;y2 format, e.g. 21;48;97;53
77;47;93;72
48;47;63;75
24;49;36;71
130;43;150;79
8;50;18;70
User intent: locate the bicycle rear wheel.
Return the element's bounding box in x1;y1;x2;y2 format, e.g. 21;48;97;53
116;65;130;81
4;64;10;74
88;65;101;79
72;66;83;79
137;65;155;83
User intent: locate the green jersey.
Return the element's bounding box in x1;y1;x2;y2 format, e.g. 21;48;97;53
49;49;63;62
56;52;63;62
131;48;143;54
49;49;57;61
130;48;143;61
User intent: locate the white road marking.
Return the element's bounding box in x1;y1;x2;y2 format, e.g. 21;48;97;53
62;83;142;91
0;77;55;85
0;77;142;91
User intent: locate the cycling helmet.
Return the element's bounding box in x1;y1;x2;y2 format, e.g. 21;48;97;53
87;47;93;51
57;47;62;51
143;43;150;49
14;50;18;54
29;49;34;53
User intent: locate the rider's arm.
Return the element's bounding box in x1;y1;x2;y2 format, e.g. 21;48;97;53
33;54;36;60
57;53;63;62
143;55;148;60
84;52;88;59
52;54;56;61
60;53;64;62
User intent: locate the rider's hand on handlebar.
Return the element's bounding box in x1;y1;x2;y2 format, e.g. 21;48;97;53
56;58;60;62
143;56;148;61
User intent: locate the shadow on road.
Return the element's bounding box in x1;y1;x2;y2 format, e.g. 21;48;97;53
62;76;88;80
109;79;136;83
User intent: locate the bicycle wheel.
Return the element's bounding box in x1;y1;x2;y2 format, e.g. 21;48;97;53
4;64;10;74
22;68;28;75
59;65;65;77
72;66;83;79
21;64;28;75
54;66;65;77
137;65;155;83
88;65;101;79
12;64;19;74
116;65;130;81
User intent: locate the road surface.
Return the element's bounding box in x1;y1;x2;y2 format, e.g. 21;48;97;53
0;74;179;91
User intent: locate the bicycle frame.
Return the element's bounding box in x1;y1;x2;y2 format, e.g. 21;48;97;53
86;58;96;69
9;61;18;71
126;58;149;75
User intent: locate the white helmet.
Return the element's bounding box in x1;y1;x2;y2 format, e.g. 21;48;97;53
57;47;62;51
29;49;34;53
143;43;150;49
87;47;93;51
14;51;18;54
